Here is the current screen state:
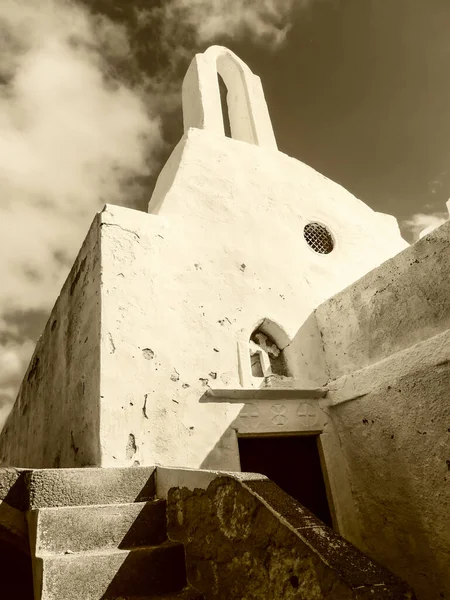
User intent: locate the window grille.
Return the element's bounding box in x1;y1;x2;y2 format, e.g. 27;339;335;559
303;222;334;254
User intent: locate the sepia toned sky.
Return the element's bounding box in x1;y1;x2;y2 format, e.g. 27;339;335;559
1;0;450;424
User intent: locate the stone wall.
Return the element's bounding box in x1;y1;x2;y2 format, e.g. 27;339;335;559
315;222;450;379
315;223;450;600
328;358;450;600
166;475;416;600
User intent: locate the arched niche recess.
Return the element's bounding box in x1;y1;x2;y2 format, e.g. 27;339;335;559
237;319;293;388
182;45;277;150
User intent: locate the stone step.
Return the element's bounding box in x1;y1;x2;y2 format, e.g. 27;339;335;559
30;500;167;555
36;542;187;600
26;466;156;509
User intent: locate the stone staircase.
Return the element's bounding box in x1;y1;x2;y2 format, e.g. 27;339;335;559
24;469;204;600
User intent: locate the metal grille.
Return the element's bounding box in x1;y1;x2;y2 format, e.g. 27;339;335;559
303;222;334;254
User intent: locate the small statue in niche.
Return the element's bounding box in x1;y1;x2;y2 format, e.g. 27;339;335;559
249;329;289;379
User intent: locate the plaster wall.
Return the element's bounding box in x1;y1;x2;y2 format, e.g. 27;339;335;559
328;357;450;600
315;227;450;600
315;221;450;379
98;125;407;471
0;217;102;468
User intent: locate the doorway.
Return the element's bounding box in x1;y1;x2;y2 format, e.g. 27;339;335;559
238;434;333;527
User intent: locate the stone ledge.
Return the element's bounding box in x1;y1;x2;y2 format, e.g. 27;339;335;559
200;386;328;402
156;466;267;499
326;326;450;406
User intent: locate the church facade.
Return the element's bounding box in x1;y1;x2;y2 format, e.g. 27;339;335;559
0;46;448;600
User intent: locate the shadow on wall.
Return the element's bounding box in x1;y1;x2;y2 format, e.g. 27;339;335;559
199;312;328;471
244;313;328;387
99;511;188;598
200;427;240;471
285;312;329;387
330;362;450;599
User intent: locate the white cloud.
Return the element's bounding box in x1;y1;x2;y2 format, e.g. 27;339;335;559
0;338;35;429
0;0;163;409
0;340;34;388
134;0;304;115
402;211;448;241
136;0;305;84
165;0;297;48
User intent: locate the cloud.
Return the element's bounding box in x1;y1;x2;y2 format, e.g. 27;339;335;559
162;0;297;49
0;339;34;392
132;0;303;121
0;0;164;419
402;211;448;240
134;0;304;96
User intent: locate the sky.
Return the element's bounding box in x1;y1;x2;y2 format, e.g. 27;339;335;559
1;0;450;425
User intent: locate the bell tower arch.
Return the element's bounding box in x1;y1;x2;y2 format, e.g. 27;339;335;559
182;45;277;150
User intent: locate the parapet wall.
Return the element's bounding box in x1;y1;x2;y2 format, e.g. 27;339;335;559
164;470;416;599
315;221;450;600
315;220;450;379
0;216;102;468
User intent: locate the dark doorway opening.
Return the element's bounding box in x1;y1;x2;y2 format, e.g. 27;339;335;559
238;434;333;527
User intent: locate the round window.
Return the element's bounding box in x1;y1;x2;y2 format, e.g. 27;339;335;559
303;222;334;254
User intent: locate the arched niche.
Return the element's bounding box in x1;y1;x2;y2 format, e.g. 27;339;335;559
182;45;277;150
250;328;289;379
237;319;293;388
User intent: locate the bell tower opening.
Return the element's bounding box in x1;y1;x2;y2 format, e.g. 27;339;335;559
218;74;232;138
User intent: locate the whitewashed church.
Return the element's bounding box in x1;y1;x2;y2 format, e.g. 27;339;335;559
0;46;448;600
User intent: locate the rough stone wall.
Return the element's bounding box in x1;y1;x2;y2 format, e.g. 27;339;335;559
166;476;416;600
315;222;450;379
0;216;102;468
315;223;450;600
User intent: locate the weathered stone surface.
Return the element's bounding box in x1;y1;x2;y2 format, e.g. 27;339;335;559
0;468;28;510
0;500;29;554
37;542;187;600
31;499;167;555
0;468;30;554
166;476;416;600
26;467;156;509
